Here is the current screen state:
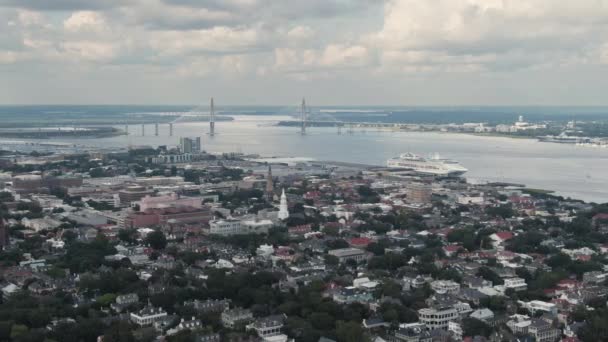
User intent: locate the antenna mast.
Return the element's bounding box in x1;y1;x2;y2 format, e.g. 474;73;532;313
301;98;307;135
209;97;215;136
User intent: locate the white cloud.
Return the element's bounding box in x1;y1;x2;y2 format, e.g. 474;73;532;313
367;0;608;72
0;50;20;64
320;44;371;67
61;40;118;61
2;0;608;104
149;26;262;56
287;26;315;41
118;0;236;30
174;54;254;78
64;11;108;32
17;9;44;26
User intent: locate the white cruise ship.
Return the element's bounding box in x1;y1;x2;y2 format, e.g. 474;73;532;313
387;153;468;177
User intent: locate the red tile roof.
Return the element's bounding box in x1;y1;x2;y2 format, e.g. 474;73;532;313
494;231;514;241
349;237;371;247
443;245;461;252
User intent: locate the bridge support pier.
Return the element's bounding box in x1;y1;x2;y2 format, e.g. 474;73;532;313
169;123;173;136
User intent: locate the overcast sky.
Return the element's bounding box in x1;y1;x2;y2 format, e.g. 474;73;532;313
2;0;608;106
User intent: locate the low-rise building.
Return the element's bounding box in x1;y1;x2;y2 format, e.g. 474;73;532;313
418;306;459;331
221;307;253;328
167;318;203;336
328;248;370;264
112;293;139;312
506;314;531;335
392;323;432;342
430;280;460;294
503;277;527;292
21;217;62;232
519;300;558;315
248;315;285;338
448;321;463;341
130;306;168;326
470;308;494;323
186;298;231;313
209;217;271;236
582;271;608;284
528;318;560;342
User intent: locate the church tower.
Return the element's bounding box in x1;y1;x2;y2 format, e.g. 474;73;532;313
278;188;289;220
265;166;274;201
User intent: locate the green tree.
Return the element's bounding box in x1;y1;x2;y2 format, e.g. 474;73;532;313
97;293;117;307
145;230;167;250
103;321;135;342
477;267;503;285
89;167;105;178
10;324;28;340
486;204;515;218
578;310;608;342
335;321;369;342
323;226;340;237
324;255;339;266
118;229;138;244
462;317;492;337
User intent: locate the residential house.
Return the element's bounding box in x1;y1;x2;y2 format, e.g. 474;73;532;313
130;305;168;326
221;307;253;328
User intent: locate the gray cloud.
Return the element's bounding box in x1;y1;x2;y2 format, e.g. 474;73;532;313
159;0;378;22
0;0;130;11
1;0;608;105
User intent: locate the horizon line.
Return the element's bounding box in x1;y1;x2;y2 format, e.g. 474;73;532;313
2;104;608;108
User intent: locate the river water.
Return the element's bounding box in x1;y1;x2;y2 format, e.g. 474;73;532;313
5;115;608;203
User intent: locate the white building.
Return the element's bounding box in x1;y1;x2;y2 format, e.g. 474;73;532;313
503;277;527;292
278;189;289;220
214;259;234;269
21;217;62;232
328;248;369;264
150;154;192;164
418;307;459;330
31;194;63;208
507;314;531;335
448;321;463;340
519;300;558;315
496;116;547;133
248;315;285;338
130;306;168;326
167;318;203;336
470;308;494;323
210;219;243;236
528;319;561;342
136;193;202;211
256;244;275;258
221;308;253;328
210;218;272;236
457;194;485;205
242;219;273;234
353;277;379;290
179;137;201;154
430;280;460;294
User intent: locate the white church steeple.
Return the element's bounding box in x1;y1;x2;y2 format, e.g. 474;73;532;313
278;188;289;220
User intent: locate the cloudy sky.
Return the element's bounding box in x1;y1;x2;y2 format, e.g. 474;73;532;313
2;0;608;105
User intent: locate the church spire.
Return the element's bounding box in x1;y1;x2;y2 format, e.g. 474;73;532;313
265;165;274;200
278;188;289;220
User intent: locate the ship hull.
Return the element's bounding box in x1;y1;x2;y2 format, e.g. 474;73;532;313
387;152;468;177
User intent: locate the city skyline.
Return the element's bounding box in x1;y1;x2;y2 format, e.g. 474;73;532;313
1;1;608;105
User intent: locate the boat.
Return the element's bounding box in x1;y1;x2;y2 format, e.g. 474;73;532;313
387;153;468;176
537;132;587;144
